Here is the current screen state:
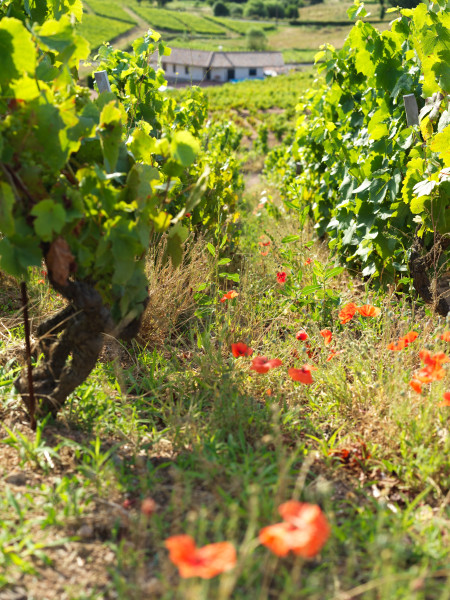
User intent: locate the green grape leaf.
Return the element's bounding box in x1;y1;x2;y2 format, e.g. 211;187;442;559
171;131;200;167
0;18;36;84
0;182;15;236
31;199;67;240
98;101;127;173
430;126;450;167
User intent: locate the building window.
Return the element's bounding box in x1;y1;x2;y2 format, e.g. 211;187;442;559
249;68;257;76
185;66;189;75
162;62;167;71
172;64;176;72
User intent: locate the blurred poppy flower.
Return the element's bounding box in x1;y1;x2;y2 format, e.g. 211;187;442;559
250;356;283;374
277;272;287;284
388;331;418;351
439;392;450;406
261;251;269;257
356;305;381;318
338;303;357;324
165;535;236;579
288;365;317;384
326;350;341;362
220;290;239;303
409;379;422;394
37;279;45;285
440;331;450;342
320;329;332;346
304;258;312;265
259;501;330;559
259;241;271;247
231;342;253;358
296;330;308;341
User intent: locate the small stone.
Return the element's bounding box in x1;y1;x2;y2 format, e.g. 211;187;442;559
5;471;27;486
76;524;94;540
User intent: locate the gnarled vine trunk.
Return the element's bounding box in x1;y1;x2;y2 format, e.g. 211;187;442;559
15;277;146;420
409;233;450;317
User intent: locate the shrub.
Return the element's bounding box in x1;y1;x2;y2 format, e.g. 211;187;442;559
265;1;285;19
244;0;267;18
213;0;230;15
229;3;243;15
285;4;299;18
246;27;267;50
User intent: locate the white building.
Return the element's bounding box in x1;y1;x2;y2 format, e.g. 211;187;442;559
150;48;285;83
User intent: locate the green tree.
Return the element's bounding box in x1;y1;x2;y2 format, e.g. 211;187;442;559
246;27;267;50
244;0;267;18
213;0;230;15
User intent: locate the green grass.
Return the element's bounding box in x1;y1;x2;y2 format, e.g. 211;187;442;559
128;4;187;32
78;13;135;49
175;12;228;35
1;194;449;596
84;0;136;23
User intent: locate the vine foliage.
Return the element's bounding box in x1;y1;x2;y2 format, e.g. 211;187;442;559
266;0;449;308
0;0;241;419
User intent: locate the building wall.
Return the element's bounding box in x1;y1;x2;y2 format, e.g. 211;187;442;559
157;63;267;82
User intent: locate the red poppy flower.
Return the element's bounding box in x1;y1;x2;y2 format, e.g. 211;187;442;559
440;331;450;342
403;331;418;344
326;350;341;362
338;303;357;324
439;392;450;406
260;251;269;257
320;329;332;346
259;241;271;247
296;330;308;341
356;305;381;318
388;331;418;351
220;290;239;303
304;258;312;265
37;279;45;285
231;342;253;358
165;535;236;579
277;272;287;284
250;356;283;374
409;379;422;394
288;365;317;384
259;501;330;559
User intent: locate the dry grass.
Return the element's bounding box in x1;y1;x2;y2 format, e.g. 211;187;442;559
138;234;210;348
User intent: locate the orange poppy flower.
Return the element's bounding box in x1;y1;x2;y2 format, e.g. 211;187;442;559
296;330;308;341
231;342;253;358
326;350;341;362
277;272;287;284
165;535;236;579
356;305;381;318
304;258;312;265
220;290;239;303
403;331;418;344
440;331;450;342
250;356;283;374
388;331;418;351
260;251;269;257
320;329;332;346
259;501;330;559
288;365;317;384
409;379;422;394
439;391;450;406
338;303;357;324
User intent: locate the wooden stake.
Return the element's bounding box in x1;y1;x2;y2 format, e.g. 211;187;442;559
94;70;112;94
